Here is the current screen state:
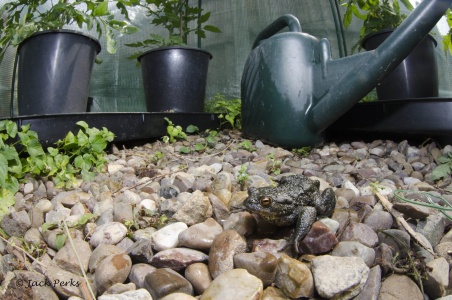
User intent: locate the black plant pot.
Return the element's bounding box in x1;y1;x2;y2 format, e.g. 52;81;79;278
138;46;212;112
362;29;438;100
17;30;101;115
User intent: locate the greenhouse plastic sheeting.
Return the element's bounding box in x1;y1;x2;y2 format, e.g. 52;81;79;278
1;0;451;118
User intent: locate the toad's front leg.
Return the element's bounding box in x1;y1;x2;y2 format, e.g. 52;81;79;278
314;188;336;217
291;206;317;253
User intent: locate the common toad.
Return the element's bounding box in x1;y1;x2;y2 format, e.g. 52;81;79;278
244;175;336;253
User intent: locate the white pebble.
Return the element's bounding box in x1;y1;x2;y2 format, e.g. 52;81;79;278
152;222;188;251
137;199;157;211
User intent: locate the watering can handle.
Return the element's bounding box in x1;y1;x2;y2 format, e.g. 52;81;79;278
252;14;302;49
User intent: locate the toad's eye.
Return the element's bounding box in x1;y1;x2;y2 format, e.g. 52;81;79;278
259;196;272;207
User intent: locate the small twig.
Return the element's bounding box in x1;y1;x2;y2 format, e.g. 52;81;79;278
62;220;96;300
336;211;352;240
375;191;436;256
0;235;46;268
381;230;427;299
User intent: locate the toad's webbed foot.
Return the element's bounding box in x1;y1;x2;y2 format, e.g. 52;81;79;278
286;206;317;254
315;188;336;217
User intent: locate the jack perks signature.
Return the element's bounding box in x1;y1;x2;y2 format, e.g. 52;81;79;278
15;278;81;288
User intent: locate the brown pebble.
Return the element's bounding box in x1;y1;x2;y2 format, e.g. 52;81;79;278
208;230;247;278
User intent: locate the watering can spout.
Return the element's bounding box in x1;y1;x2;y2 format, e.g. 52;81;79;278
310;0;451;134
241;0;451;148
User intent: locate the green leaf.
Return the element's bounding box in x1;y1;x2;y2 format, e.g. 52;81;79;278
93;1;109;17
1;145;17;160
121;25;138;34
194;143;205;151
77;130;89;147
86;16;94;31
343;5;353;28
78;213;96;225
0;153;7;185
81;169;96;181
19;6;28;25
437;156;451;164
76;121;89;129
20;124;30;133
55;233;67;250
74;155;92;170
4;177;18;195
206;136;216;145
199;12;211;23
0;188;15;220
178;146;191;154
105;28;117;54
102;128;115;142
351;3;367;20
204;25;221;33
431;163;452;181
225;114;235;127
186;125;199;133
399;0;414;11
8;161;21;175
443;33;452;54
5;121;17;138
41;222;58;232
89;135;108;153
26;138;45;157
357;0;369;10
170;127;181;137
47;147;59;156
64;131;77;146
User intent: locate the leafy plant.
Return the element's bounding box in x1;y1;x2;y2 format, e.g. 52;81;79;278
125;208;171;238
205;93;242;129
22;239;47;258
0;0;139;63
0;120;114;219
266;153;282;175
238;140;256;152
125;0;220;58
53;121;115;184
430;151;452;181
359;89;378;103
237;164;249;186
41;213;98;250
340;0;414;52
164;119;186;143
292;146;311;157
178;146;191;154
162;117;187;143
41;213;97;232
443;9;452;54
186;125;199;134
150;150;164;164
193;129;218;153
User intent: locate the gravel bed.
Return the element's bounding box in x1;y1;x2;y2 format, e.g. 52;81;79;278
0;130;451;300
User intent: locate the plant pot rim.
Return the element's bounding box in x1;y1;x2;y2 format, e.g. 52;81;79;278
361;28;437;48
18;29;102;54
137;46;213;62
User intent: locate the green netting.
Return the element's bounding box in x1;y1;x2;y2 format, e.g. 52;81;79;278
0;0;451;118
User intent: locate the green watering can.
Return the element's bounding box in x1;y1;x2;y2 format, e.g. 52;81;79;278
241;0;451;148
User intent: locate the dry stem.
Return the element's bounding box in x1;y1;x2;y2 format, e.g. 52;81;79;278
375;191;436;256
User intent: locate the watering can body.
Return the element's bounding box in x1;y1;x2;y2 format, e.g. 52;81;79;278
241;0;451;148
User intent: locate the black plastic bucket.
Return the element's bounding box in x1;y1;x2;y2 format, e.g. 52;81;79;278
138;46;212;112
17;30;101;115
362;29;438;100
